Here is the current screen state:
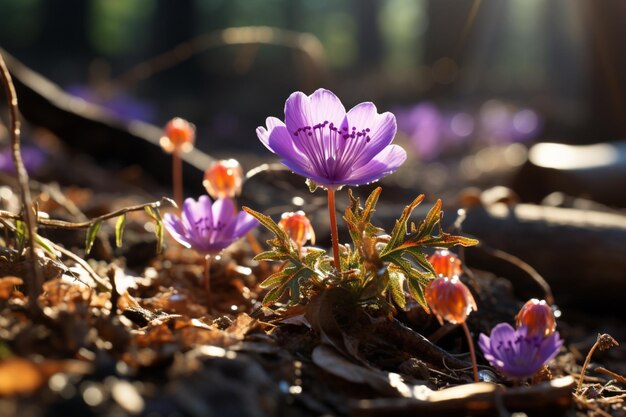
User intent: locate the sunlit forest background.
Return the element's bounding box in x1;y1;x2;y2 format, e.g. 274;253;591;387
1;0;625;200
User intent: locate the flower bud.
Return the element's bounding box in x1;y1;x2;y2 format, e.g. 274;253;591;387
203;159;244;199
515;298;556;337
425;276;477;325
428;249;462;278
278;211;315;248
161;117;195;153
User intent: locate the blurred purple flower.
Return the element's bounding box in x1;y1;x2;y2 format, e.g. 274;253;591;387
256;88;406;189
164;196;258;254
397;102;444;161
66;85;154;122
0;146;46;175
478;323;563;380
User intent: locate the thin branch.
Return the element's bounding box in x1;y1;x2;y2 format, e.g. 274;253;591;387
0;197;175;230
0;49;43;312
50;240;111;292
0;218;111;292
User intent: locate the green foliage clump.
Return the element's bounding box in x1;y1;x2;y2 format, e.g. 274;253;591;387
244;187;478;311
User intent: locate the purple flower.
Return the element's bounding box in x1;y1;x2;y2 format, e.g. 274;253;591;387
0;146;47;175
478;323;563;380
163;196;258;254
66;85;155;123
256;88;406;189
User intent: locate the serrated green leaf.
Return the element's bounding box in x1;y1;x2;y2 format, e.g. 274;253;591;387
261;266;312;306
262;284;287;305
417;199;442;239
259;270;290;288
243;207;290;245
115;214;126;248
407;275;429;310
85;220;102;255
400;247;437;276
253;250;291;261
382;194;425;256
303;248;327;265
388;267;406;309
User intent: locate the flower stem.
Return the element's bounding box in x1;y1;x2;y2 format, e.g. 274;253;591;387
327;189;340;271
172;148;183;209
462;321;479;382
204;254;212;309
577;340;599;393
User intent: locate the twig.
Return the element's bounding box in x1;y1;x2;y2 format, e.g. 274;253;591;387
110;26;327;90
577;333;619;392
52;241;111;292
0;50;43;313
595;367;626;385
0;197;175;229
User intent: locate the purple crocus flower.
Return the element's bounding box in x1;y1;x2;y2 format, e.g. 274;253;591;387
163;196;258;254
478;323;563;380
256;88;406;189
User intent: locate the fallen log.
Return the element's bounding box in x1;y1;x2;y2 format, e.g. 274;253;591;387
461;202;626;308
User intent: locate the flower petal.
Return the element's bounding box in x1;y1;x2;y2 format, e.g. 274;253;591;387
163;213;192;249
342;144;407;186
212;197;235;228
345;102;396;167
281;157;342;188
489;323;516;349
256;117;285;150
233;211;259;237
284;91;311;135
267;124;312;169
284;89;346;134
537;332;563;364
308;88;346;126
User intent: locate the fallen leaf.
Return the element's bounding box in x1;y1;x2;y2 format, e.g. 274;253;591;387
0;276;23;300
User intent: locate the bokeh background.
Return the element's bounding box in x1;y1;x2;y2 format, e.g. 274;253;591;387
1;0;626;205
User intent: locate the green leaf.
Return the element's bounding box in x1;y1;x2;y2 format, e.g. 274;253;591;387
34;234;55;256
143;207;164;253
388;267;407;309
243;207;290;245
253;250;291;261
306;178;318;193
344;188;384;247
417;199;442;239
303;247;327;265
382;194;425;256
115;214;126;248
14;220;27;252
407;275;429;310
85;220;102;255
144;205;160;221
259;270;290;289
262;284;287;305
154;218;164;254
260;265;314;306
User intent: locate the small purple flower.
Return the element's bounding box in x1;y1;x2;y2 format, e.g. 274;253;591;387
0;146;46;175
478;323;563;380
256;88;406;189
163;196;258;254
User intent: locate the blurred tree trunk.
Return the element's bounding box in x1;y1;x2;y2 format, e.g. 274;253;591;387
355;0;382;70
584;0;626;141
